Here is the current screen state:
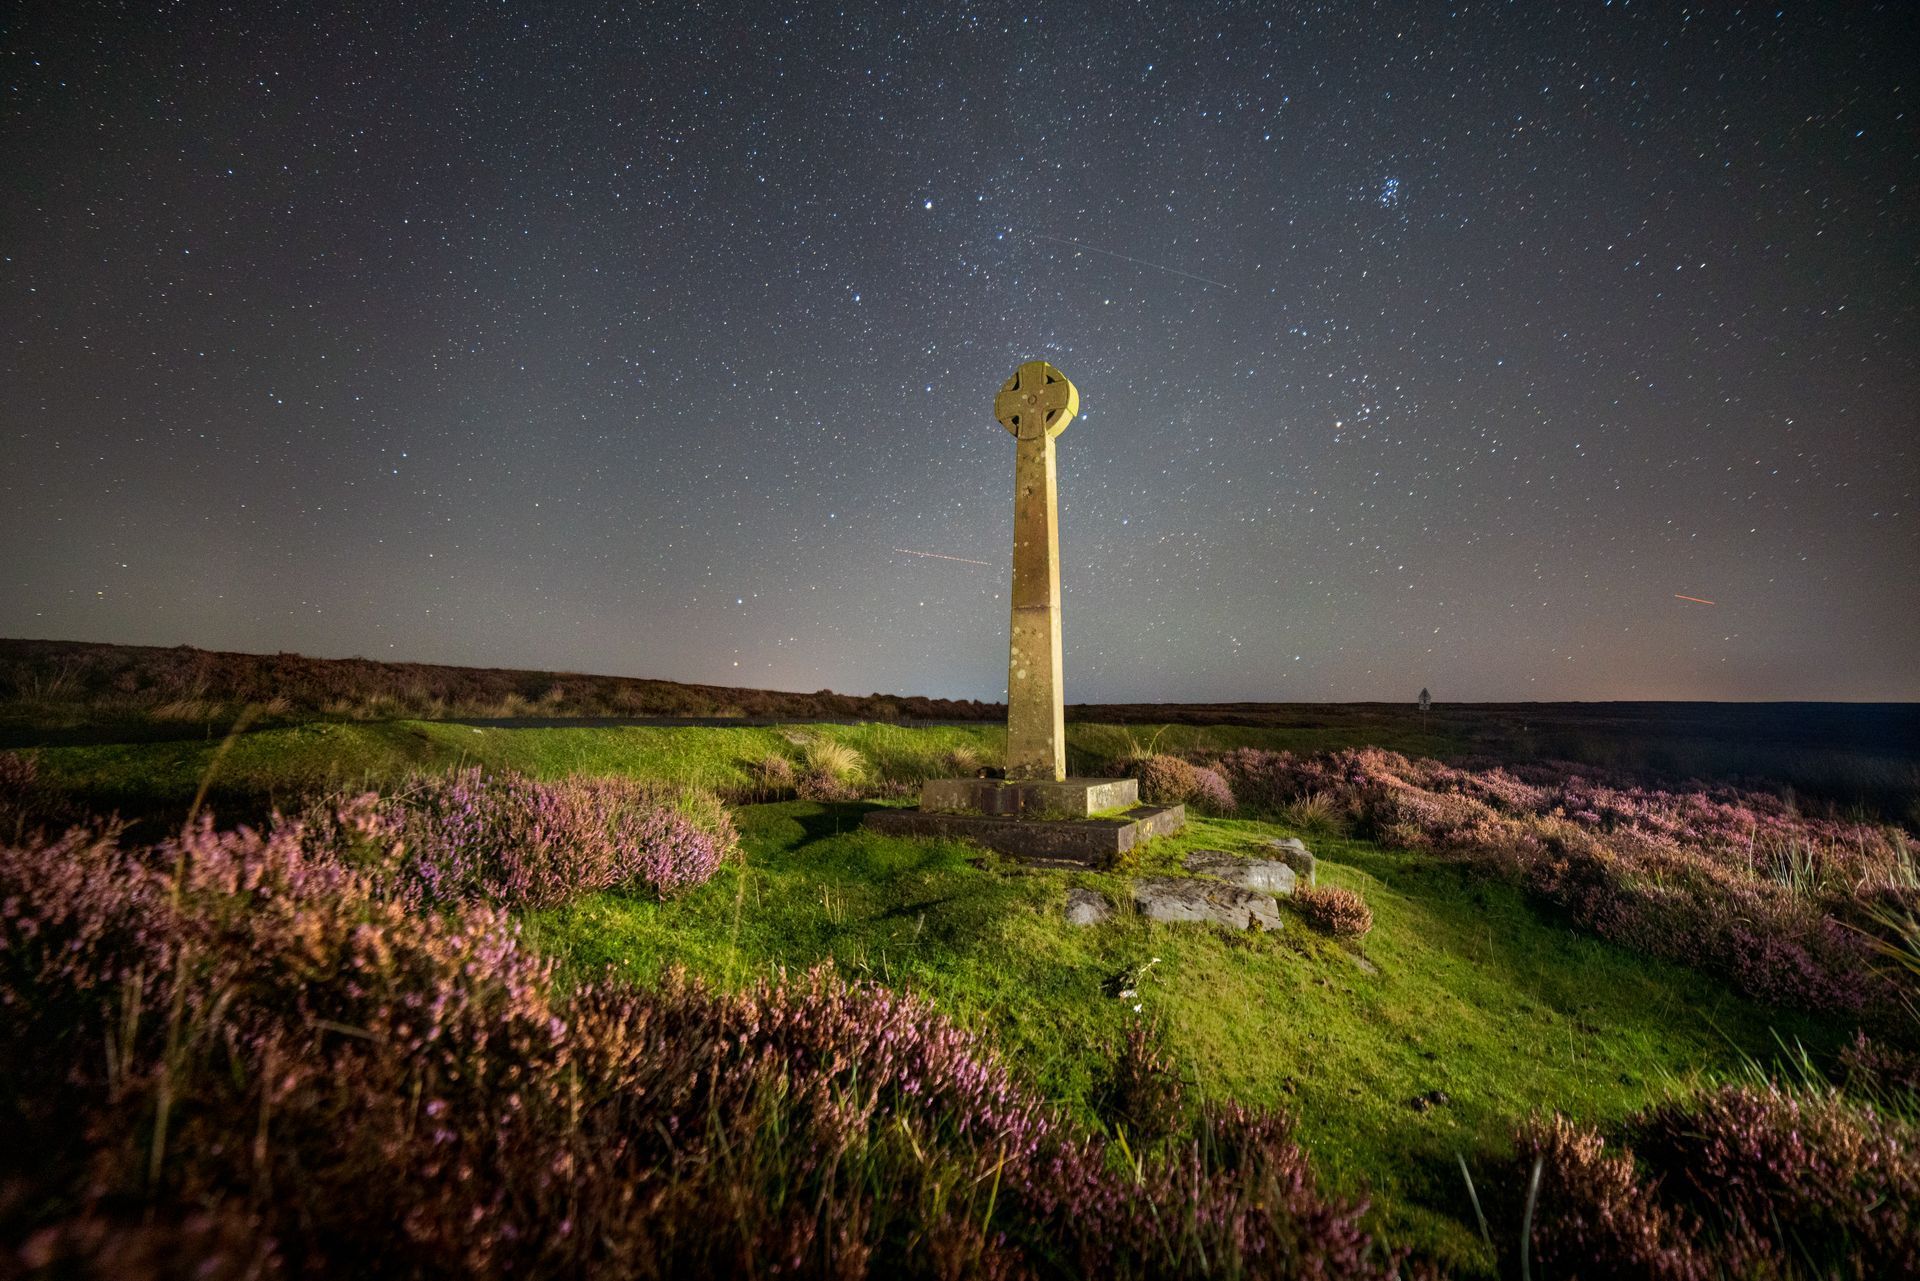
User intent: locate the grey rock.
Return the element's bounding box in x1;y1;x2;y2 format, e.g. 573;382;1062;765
1262;837;1317;886
1183;849;1297;895
1063;887;1114;927
1132;876;1281;932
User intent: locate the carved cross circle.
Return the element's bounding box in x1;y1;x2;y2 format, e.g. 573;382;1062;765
994;360;1079;439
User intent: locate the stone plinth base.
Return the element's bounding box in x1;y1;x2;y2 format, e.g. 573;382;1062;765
863;803;1185;869
920;776;1137;819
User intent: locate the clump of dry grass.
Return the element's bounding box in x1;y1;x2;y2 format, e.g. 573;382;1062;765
1281;790;1342;836
793;739;866;802
803;739;864;782
150;697;216;722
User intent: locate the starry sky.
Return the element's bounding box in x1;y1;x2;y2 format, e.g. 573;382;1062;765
3;2;1916;703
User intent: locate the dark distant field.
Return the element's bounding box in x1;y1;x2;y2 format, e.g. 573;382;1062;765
0;636;996;733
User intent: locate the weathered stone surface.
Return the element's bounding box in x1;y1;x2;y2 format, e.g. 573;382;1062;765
863;804;1185;868
1183;850;1297;896
996;360;1078;782
1063;887;1113;926
1132;877;1281;932
1262;837;1317;886
922;776;1138;819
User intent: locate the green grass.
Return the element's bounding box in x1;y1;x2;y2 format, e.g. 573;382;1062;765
527;799;1848;1275
23;720;1003;821
21;717;1463;824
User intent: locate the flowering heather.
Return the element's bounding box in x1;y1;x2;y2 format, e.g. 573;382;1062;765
1130;753;1236;814
1189;763;1237;813
1131;753;1200;805
1838;1031;1920;1101
1213;746;1913;1018
1295;885;1374;938
794;768;862;803
307;767;734;909
1;812;1409;1279
1510;1084;1920;1278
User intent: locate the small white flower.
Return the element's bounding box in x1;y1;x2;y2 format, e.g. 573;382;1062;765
1132;1003;1143;1013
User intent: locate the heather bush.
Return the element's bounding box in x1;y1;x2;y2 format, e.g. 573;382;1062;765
0;813;1410;1279
306;767;734;909
1132;753;1201;805
1189;763;1236;813
795;769;862;803
1509;1084;1920;1278
1504;1110;1706;1278
1215;745;1312;813
1295;885;1374;938
1210;747;1911;1021
1042;1101;1407;1279
1839;1031;1920;1100
1128;754;1234;813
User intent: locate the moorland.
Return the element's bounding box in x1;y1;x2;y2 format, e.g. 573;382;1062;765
3;638;1916;1277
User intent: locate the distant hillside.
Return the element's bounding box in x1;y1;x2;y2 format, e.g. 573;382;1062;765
0;638;997;729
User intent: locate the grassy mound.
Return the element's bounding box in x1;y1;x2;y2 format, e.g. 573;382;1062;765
529;800;1857;1269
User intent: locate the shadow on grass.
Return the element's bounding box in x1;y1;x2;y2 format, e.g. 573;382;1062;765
792;800;885;842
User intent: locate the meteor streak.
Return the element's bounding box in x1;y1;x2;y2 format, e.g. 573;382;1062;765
1673;594;1717;605
1021;230;1239;292
894;548;993;567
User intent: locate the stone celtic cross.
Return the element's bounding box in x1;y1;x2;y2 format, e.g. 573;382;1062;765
994;360;1079;782
863;358;1184;855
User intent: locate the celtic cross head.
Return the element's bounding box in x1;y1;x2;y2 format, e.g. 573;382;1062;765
994;360;1079;440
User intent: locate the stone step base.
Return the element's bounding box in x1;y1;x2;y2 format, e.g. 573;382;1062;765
920;776;1138;819
862;803;1185;869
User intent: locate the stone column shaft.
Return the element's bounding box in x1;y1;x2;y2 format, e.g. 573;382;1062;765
1007;430;1065;781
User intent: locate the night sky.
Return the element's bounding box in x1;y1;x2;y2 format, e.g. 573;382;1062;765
4;3;1915;703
